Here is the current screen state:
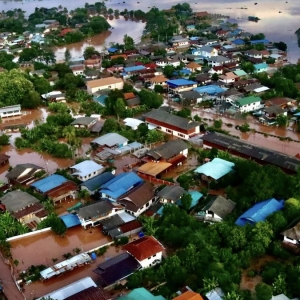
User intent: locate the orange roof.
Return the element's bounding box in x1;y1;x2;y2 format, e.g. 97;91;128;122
110;54;127;60
124;92;135;100
149;75;168;83
187;61;201;69
86;77;123;88
123;236;164;261
172;291;204;300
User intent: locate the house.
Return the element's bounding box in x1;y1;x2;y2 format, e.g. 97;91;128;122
208;66;224;75
144;109;201;140
200;132;300;173
235;198;284;226
86;77;124;94
186;61;202;72
41;91;66;102
192;46;218;58
242;82;269;94
31;174;77;204
80;172;115;195
101;211;136;234
244;49;262;59
71;117;97;129
137;162;172;179
123;118;154;130
234;96;263;112
173;291;204;300
0;190;47;227
261;106;287;125
250;39;270;45
167;79;197;93
100;172;144;202
233;69;248;78
208;56;231;67
170;35;190;48
218;72;238;84
0;105;22;118
0;154;10;167
91;133;128;150
149;75;168;87
124;92;140;107
123;235;164;268
146;139;189;164
70;160;104;182
281;222;300;246
157;185;186;204
194;11;209;18
70;65;85;76
254;63;268;73
123;65;147;78
195;73;212;85
119;287;165;300
177;190;203;210
77;200;124;228
232;39;245;46
85;57;101;69
108;219;143;239
6;163;43;184
93;252;141;287
118;182;157;217
180;90;202;105
264;97;296;108
194;158;235;182
198;195;236;222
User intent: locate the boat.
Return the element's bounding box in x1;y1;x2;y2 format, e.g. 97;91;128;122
248;16;260;22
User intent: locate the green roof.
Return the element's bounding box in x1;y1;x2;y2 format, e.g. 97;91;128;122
119;288;166;300
234;69;247;77
237;96;262;106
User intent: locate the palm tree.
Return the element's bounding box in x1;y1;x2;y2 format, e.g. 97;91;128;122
202;277;219;294
62;126;76;144
223;291;243;300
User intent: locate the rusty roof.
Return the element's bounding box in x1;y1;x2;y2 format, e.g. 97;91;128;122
65;286;112;300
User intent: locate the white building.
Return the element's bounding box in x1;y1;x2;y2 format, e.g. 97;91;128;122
123;236;164;269
0;105;21;118
86;77;124;94
70;160;104;182
192;45;218;58
281;222;300;245
234;96;263;113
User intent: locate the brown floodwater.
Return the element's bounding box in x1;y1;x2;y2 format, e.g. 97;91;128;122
54;17;146;61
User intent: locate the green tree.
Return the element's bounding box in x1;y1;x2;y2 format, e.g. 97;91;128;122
163;65;176;78
272;274;287;296
0;134;10;146
83;46;99;59
115;98;126;121
154;85;164;94
212;73;219;81
146;130;165;143
180;193;192;210
276;115;288;127
255;283;273;300
123;34;135;50
139;215;158;235
202;277;219;294
64;49;71;62
213;119;223;129
241;62;255;74
102;118;120;133
139;89;163;109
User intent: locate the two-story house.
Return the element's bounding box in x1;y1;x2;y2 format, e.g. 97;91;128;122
244;49;263;59
233;96;263;112
192;45;218;58
123;236;164;269
70;160;104;182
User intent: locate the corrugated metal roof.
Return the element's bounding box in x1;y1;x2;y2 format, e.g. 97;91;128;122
124;65;146;72
70;160;104;178
167;79;196;86
81;172;115;192
60;214;81;228
31;174;68;193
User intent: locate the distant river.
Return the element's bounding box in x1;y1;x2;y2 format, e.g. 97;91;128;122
1;0;299;62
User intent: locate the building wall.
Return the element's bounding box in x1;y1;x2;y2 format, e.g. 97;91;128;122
125;197;157;217
77;168;104;182
88;81;124;94
238;101;263;112
205;211;222;221
138;252;163;269
0;107;22;118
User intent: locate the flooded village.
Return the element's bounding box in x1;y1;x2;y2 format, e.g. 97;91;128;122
1;1;300;300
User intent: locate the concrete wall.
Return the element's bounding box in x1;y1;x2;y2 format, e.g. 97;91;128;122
6;227;51;242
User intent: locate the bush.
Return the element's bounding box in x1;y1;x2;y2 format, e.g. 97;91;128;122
96;246;108;256
247;270;256;277
114;236;129;245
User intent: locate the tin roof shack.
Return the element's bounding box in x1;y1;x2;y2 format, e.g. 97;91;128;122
40;253;92;280
0;105;21;118
6;163;43;184
41;91;66;102
31;174;77;204
0;191;47;229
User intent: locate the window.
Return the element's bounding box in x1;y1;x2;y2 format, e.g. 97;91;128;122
166;129;172;134
153;254;156;257
178;133;185;138
146;202;150;207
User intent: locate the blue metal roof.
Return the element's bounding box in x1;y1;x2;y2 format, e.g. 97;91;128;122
31;174;68;193
194;85;225;95
173;69;192;76
190;36;199;41
177;190;203;209
100;172;143;199
294;112;300;117
81;172;115;192
233;39;245;45
108;47;119;53
235;198;284;226
194;158;235;180
60;214;81;228
124;65;146;73
250;39;270;45
167;79;196;87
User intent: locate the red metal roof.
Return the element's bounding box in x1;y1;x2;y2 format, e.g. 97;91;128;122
123;236;164;261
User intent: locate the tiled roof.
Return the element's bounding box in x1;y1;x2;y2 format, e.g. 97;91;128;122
123;236;164;261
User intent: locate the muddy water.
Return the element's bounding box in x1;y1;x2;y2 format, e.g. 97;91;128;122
194;109;300;156
54;17;146;61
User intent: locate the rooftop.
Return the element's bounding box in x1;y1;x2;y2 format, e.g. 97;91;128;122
236;96;262;106
119;288;165;300
91;133;128;147
81;172;115;192
31;174;68;193
123;236;164;261
281;222;300;241
70;160;104;178
78;200;114;219
167;79;197;87
173;291;204;300
194;158;235;180
157;185;186;201
235;198;284;226
0;190;39;213
202;195;236;219
71;117;97;126
144;109;200;131
137;162;172;177
147;140;188;161
86;77;123;89
6;163;42;180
